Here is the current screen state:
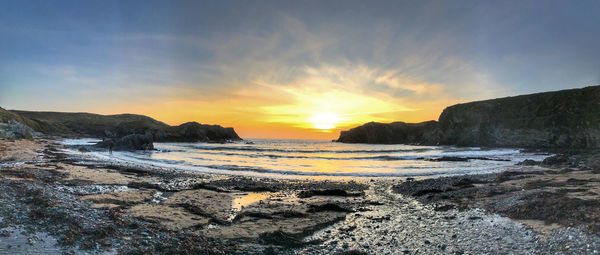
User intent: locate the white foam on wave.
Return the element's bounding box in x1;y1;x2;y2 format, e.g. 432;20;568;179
62;139;551;180
60;138;102;146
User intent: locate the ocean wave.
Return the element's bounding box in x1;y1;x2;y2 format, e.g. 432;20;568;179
76;143;549;179
124;155;188;165
60;138;102;146
192;163;495;177
184;150;423;160
94;140;549;180
179;150;514;162
182;144;436;154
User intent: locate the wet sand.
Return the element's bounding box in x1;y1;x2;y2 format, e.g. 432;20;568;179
0;138;599;254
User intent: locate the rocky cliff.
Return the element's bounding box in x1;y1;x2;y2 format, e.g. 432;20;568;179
337;121;439;144
155;122;241;143
337;85;600;149
2;109;242;144
437;86;600;149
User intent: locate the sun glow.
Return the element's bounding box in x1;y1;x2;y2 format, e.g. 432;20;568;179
310;113;340;130
101;65;457;139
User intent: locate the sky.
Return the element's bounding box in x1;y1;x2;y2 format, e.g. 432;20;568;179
1;0;599;139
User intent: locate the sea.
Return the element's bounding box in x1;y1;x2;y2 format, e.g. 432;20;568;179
62;138;550;180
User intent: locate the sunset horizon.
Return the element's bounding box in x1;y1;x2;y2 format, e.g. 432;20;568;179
6;83;595;140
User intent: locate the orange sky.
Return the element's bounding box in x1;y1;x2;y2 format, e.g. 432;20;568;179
90;66;463;140
97;101;454;140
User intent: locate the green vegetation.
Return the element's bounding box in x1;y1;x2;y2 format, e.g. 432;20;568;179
1;108;241;142
13;110;169;137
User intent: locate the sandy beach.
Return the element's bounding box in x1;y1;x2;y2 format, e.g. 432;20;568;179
0;137;598;254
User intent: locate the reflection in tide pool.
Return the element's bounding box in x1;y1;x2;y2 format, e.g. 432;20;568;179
232;192;272;211
97;139;549;179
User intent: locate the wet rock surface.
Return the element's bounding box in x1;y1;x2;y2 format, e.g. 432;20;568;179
301;180;600;254
301;183;543;254
392;165;600;231
0;138;370;254
391;163;600;253
81;189;157;205
95;133;154;151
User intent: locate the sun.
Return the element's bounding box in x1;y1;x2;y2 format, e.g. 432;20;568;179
310;113;340;130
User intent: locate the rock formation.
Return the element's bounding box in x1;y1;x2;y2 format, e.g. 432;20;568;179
437;85;600;149
155;122;241;143
337;85;600;149
95;133;155;151
336;121;439;144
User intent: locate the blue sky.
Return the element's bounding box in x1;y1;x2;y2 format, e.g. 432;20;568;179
1;0;599;138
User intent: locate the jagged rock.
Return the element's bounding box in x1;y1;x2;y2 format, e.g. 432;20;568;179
95;133;154;151
155;122;241;143
517;159;541;166
336;121;439;144
541;154;570;166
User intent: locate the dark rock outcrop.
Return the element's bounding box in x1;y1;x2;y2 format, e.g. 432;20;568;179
337;85;600;149
95;133;154;151
155;122;241;143
336;121;439;144
517;159;541;166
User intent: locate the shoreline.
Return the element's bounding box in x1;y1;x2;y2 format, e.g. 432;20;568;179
0;138;599;254
61;138;550;181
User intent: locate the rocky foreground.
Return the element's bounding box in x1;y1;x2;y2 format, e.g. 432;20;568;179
1;138;600;254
